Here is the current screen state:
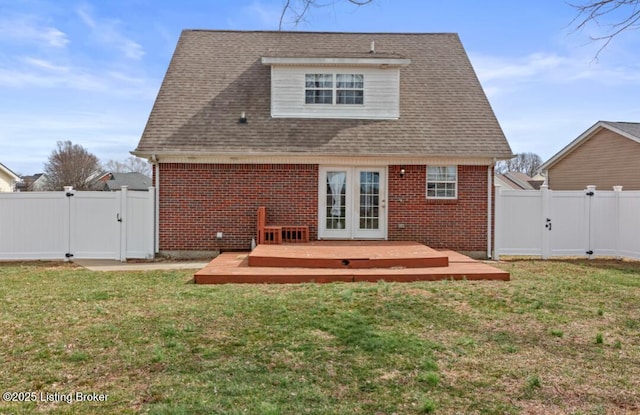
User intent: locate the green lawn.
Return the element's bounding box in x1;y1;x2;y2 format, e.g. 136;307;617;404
0;260;639;414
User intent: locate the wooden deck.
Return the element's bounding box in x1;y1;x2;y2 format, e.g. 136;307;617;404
194;241;509;284
248;241;449;268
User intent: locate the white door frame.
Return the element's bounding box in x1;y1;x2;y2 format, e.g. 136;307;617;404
318;166;387;240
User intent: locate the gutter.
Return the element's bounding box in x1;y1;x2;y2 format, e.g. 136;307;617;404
487;159;496;259
151;154;160;254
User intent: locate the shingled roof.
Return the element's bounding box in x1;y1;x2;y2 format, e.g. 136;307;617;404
538;120;640;172
602;121;640;139
134;30;512;159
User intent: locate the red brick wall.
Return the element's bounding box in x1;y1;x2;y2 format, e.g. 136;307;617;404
158;163;318;251
157;163;490;253
387;165;489;252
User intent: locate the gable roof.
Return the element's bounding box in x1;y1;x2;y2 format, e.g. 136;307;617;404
94;172;152;191
538;121;640;172
135;30;512;160
0;163;20;180
496;172;543;190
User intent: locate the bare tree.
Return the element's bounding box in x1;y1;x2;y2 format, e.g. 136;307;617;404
104;156;151;176
43;140;103;190
495;152;543;177
570;0;640;58
279;0;373;29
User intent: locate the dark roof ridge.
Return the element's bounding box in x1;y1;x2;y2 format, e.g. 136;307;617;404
182;29;458;36
601;120;640;125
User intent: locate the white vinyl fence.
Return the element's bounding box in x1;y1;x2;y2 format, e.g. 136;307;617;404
0;186;155;261
495;185;640;260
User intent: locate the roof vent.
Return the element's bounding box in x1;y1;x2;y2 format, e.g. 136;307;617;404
369;40;375;54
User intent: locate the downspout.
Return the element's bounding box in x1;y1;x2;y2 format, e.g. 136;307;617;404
151;154;160;254
487;159;496;259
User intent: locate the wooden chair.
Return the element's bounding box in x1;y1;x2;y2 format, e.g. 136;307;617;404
256;206;308;245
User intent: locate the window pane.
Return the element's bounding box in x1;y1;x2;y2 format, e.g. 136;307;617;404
305;89;333;104
336;74;364;88
305;74;333;88
337;90;363;104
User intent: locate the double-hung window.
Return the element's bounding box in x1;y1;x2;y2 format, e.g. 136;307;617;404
305;74;333;104
305;73;364;105
336;74;364;104
427;166;457;199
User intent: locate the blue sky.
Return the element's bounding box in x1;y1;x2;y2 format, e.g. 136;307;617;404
1;0;639;175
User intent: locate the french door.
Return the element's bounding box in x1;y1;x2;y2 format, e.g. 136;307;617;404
318;166;387;239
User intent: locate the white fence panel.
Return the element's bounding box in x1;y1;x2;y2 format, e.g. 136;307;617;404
0;192;69;259
618;191;640;259
0;187;155;261
495;189;543;256
496;185;640;260
548;191;589;257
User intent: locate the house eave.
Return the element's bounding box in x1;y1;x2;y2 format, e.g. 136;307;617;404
131;151;502;166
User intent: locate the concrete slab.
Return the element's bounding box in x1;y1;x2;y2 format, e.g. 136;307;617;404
73;259;209;272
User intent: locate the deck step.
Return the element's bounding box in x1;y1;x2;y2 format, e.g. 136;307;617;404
248;241;448;269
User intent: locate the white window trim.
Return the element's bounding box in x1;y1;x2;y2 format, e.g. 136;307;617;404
304;73;364;106
426;166;458;200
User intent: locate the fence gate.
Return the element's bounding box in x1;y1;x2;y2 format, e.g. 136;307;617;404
68;190;122;260
546;190;590;257
495;185;640;260
0;186;155;261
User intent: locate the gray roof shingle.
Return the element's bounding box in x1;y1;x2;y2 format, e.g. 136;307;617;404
602;121;640;140
135;30;512;159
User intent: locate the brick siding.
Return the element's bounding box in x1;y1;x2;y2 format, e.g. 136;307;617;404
157;163;490;253
387;164;489;252
158;163;318;251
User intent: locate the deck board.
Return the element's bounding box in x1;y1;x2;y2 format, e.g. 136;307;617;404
194;242;509;284
248;241;449;268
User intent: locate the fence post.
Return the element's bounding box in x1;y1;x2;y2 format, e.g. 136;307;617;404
147;187;156;259
586;185;596;259
541;185;550;259
493;184;502;261
119;186;128;262
63;186;74;261
613;186;623;259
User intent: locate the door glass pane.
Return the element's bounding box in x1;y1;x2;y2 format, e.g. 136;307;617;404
359;171;380;230
326;172;346;229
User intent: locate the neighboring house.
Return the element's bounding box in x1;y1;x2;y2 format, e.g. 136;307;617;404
16;173;48;191
92;172;152;191
0;163;20;192
495;172;544;190
134;30;512;257
539;121;640;190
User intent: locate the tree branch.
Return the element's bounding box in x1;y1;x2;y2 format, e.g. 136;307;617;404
279;0;373;30
569;0;640;59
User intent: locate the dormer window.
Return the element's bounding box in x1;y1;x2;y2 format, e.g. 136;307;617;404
305;73;364;105
336;74;364;104
305;74;333;104
263;56;409;119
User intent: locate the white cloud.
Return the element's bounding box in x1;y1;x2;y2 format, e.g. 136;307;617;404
22;57;70;72
0;109;148;173
76;5;145;60
471;51;640;98
0;15;69;48
0;61;158;99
